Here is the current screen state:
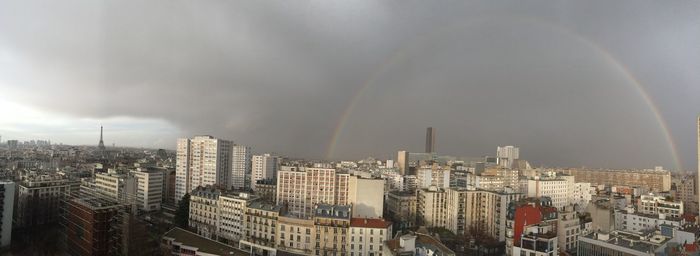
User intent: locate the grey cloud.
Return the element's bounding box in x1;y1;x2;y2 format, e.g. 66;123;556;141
0;0;698;169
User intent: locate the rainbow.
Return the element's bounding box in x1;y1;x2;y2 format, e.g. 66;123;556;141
325;16;682;171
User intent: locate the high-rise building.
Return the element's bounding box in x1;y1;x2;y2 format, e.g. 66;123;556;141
276;167;356;218
64;197;122;256
397;151;409;175
175;136;233;203
250;154;279;190
497;146;519;169
0;181;15;248
425;127;435;153
230;145;252;190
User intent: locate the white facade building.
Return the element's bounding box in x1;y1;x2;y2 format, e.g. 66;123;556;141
349;218;392;256
496;146;519;169
175;136;233;203
95;171;137;203
251;154;279;190
132;168;164;211
230;145;252;190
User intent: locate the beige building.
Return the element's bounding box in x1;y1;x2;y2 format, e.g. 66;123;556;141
189;186;221;239
417;187;447;228
445;187;522;241
95;171;137;204
349;218;392;256
557;205;580;253
397;150;409;175
276;167;357;218
218;192;259;244
638;194;683;218
386;191;417;229
276;215;316;255
240;201;281;255
562;168;671;192
131;168;163;211
313;204;352;255
176;136;233;203
251;154;279;190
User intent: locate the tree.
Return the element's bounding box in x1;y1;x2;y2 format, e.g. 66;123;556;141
174;193;190;228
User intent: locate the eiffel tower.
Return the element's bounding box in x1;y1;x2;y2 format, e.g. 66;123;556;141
98;126;106;151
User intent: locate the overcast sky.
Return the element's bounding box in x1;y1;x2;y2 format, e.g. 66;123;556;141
1;0;699;170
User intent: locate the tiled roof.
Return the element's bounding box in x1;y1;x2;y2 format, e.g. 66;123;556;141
350;218;391;229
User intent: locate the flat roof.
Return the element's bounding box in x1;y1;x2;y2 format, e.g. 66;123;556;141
164;227;247;256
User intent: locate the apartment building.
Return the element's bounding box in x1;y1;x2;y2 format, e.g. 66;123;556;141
231;145;252;190
349;218;392;256
218;192;259;244
444;187;522;242
14;174;78;228
276;167;358;218
251;154;279;190
189;186;221;239
557;205;580;253
313;204;352;256
417;187;447;228
131;168;164;211
175;136;233;203
0;181;15;247
240;201;282;255
95;171;137;204
561;167;671;192
386;191;417;230
277;215;316;255
638;194;683;218
615;207;684;233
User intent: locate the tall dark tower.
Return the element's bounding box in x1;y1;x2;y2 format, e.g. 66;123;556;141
98;126;106;151
425;127;435;153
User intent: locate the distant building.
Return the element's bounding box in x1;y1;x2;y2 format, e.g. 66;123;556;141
0;181;15;248
425;127;435;153
255;178;277;203
230;145;252;190
562;168;671;192
397;151;409;176
496;146;519;169
637;194;683;218
251;154;279;190
175;136;233;203
95;171;137;204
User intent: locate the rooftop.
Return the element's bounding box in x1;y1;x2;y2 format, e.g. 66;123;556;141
163;227;247;256
350;218;392;229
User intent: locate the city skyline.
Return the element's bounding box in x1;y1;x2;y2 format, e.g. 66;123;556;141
2;1;700;171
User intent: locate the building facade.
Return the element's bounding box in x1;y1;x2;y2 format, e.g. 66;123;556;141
175;136;233;203
231;145;252;190
132;168;164;211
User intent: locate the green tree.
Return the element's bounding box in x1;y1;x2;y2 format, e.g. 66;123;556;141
174;193;190;228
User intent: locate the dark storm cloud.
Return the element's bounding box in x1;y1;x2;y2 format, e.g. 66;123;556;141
0;0;698;169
